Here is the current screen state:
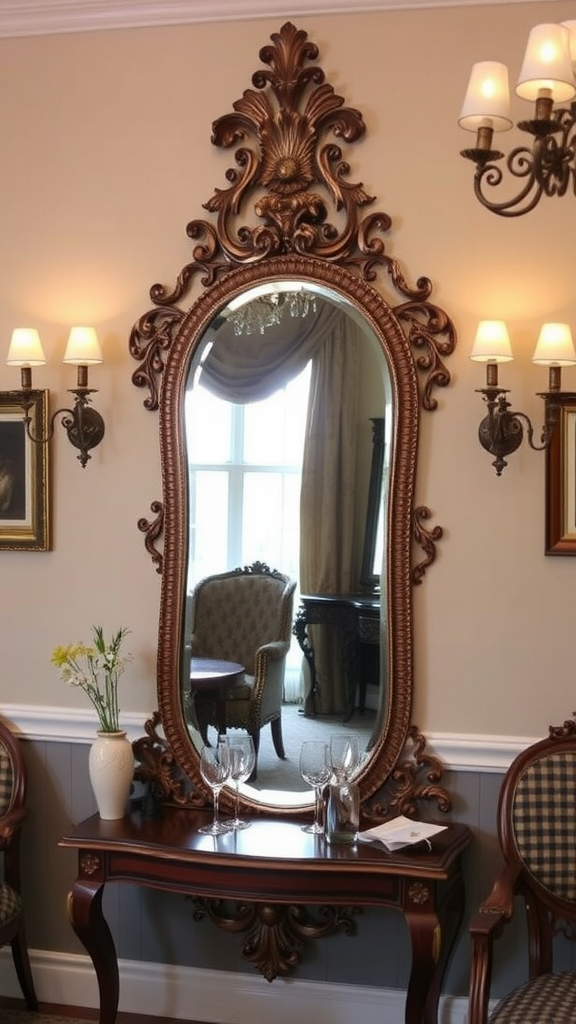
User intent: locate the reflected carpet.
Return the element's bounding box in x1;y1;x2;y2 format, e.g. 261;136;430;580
210;702;377;792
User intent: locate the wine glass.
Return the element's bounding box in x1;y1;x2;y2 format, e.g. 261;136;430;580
299;740;331;834
330;733;360;782
198;742;231;835
228;734;256;830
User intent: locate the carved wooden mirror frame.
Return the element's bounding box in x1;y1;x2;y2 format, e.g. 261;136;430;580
129;22;456;819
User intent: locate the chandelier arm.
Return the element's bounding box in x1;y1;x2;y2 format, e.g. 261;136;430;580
472;150;543;218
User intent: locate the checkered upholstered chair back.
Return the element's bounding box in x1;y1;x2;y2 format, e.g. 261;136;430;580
0;717;38;1010
189;562;296;779
468;720;576;1024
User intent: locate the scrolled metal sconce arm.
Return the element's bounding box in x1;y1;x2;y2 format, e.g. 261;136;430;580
476;381;560;476
19;384;105;469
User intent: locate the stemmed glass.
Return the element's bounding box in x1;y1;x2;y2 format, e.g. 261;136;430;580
228;734;256;830
198;742;231;835
299;740;331;834
330;733;360;782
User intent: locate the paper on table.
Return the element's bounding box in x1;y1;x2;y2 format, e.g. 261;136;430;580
357;815;448;852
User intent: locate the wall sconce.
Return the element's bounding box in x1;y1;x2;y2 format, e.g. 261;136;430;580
7;326;105;468
471;320;576;475
459;21;576;216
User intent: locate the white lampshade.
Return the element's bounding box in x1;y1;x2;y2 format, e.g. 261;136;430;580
470;321;514;362
516;24;576;103
63;326;102;365
532;323;576;366
561;22;576;72
459;62;512;132
6;327;47;366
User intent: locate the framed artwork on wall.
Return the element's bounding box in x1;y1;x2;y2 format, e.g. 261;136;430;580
545;392;576;555
0;391;50;551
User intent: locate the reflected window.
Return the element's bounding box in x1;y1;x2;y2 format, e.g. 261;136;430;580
186;363;311;588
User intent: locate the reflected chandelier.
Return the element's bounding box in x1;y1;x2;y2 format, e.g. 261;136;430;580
459;20;576;217
228;291;317;337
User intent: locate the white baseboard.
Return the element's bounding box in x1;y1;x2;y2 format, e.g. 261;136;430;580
0;948;470;1024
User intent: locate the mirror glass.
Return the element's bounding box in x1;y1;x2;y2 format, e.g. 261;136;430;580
175;278;400;808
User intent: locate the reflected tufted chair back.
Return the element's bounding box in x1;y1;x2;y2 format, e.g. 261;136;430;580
0;717;38;1010
189;561;296;778
468;719;576;1024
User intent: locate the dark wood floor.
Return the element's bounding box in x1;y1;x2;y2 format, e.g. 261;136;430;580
0;997;205;1022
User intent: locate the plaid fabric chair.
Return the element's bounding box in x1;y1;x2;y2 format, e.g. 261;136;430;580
0;717;38;1009
468;719;576;1024
188;562;296;779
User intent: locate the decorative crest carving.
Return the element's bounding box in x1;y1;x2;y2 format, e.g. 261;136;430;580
130;21;455;413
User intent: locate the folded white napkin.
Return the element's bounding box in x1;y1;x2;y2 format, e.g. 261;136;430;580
357;815;448;852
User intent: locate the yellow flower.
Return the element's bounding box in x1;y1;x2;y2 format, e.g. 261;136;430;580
51;627;131;733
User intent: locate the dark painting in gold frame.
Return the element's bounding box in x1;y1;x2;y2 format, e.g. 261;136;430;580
546;392;576;555
0;391;50;551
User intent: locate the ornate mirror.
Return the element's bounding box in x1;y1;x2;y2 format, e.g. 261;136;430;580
130;22;455;818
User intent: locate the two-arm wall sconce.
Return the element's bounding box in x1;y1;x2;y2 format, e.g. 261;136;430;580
459;20;576;216
7;326;105;468
471;320;576;475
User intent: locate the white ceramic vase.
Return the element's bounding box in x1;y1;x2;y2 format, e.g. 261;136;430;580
88;730;134;820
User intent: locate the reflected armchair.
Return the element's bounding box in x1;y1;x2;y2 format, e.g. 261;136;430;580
0;717;38;1009
468;719;576;1024
190;561;296;778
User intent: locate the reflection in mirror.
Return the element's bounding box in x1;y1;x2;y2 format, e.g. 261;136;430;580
360;418;386;592
181;282;391;800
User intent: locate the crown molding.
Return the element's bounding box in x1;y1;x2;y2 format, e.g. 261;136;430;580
0;0;547;39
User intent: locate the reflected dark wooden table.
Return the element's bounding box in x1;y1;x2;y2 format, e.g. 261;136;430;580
293;594;380;719
60;806;471;1024
190;656;244;736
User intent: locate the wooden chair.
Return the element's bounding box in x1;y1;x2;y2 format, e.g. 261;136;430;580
468;718;576;1024
189;561;296;778
0;718;38;1009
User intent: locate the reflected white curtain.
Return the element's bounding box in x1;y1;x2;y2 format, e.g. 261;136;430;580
199;300;343;401
299;319;360;715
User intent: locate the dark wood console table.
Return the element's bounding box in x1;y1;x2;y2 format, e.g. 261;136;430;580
293;593;381;719
60;805;471;1024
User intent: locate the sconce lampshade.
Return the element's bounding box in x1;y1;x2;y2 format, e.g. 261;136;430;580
532;323;576;365
6;328;47;366
63;326;102;366
561;22;576;72
459;62;512;132
470;320;514;362
516;24;576;103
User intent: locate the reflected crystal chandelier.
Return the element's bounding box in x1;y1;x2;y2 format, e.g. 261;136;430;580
228;291;317;337
459;21;576;217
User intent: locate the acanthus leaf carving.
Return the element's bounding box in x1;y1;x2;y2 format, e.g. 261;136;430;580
130;21;456;417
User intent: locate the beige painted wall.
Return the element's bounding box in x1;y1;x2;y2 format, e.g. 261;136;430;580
0;1;574;741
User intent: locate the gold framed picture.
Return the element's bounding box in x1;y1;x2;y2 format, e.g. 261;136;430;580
545;392;576;555
0;391;50;551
